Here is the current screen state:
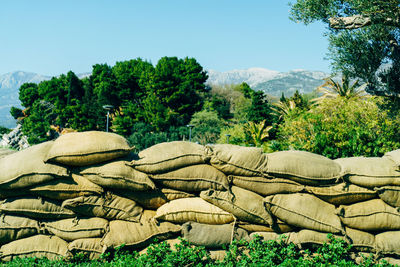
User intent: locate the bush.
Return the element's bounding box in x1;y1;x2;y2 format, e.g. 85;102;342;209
274;97;400;159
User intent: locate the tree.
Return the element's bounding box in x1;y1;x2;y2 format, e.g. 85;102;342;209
290;0;400;96
189;110;225;145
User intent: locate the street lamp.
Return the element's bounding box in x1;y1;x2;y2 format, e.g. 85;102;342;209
186;124;194;142
102;105;114;132
225;134;231;144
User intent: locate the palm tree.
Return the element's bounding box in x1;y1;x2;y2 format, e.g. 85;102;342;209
244;120;272;147
271;99;298;121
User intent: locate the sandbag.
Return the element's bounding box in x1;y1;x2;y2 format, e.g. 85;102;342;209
266;150;342;185
181;222;249;249
305;183;376;205
335;157;400;188
375;231;400;256
264;193;343;234
62;192;143;222
230;176;305;196
200;186;273;226
384;149;400;166
0;141;69;189
115;188;195;210
337;199;400;231
0;235;70;261
0;197;75;219
288;229;344;248
68;238;106;260
128;141;209;174
0;148;16;158
43;217;109;241
155;197;234;224
237;220;294;233
29;174;104;200
102;210;181;249
376;186;400;207
0;215;39;245
345;227;375;252
150;164;229;192
249;232;290;242
208;144;268;176
45;131;132;166
79;160;155;191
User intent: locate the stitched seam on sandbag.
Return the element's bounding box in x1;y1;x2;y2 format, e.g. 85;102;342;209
131;154;205;166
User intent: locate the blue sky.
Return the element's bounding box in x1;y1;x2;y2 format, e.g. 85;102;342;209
0;0;330;76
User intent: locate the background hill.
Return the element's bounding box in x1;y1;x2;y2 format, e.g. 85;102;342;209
0;68;328;128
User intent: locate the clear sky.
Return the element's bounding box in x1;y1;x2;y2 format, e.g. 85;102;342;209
0;0;331;76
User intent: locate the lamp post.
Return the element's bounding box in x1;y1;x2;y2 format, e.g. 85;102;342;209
186;124;194;142
225;134;231;144
102;105;114;132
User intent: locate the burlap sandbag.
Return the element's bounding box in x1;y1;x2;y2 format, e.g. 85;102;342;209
68;238;106;260
375;231;400;256
376;186;400;207
62;192;143;222
200;186;273;226
0;235;70;261
43;217;109;241
0;148;16;158
266;150;342;185
208;144;268;177
79;160;155;191
264;193;343;234
150;164;229;192
384;149;400;166
181;222;249;249
0;215;39;245
337;199;400;231
102;210;181;249
128;141;209;174
237;220;294;233
249;232;290;242
287;229;344;249
115;188;195;210
305;183;376;205
0;197;75;219
335;157;400;188
345;227;375;252
29;174;103;200
230;176;305;197
155;197;234;224
0;141;69;189
45;131;132;166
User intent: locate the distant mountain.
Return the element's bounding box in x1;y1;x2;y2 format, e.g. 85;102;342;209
207;68;329;97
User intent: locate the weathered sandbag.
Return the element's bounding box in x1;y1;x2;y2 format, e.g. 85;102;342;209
200;186;273;226
379;257;400;266
305;183;376;205
337;199;400;231
102;210;181;249
249;232;290;242
0;148;16;158
155;197;234;224
79;160;155;191
29;174;104;200
375;231;400;256
376;186;400;207
45;131;132;166
0;235;70;261
115;188;195;210
345;227;375;252
0;141;69;189
68;238;106;260
208;250;227;261
266;150;342;185
384;149;400;166
62;192;143;222
128;141;209;174
237;220;294;233
181;222;249;249
208;144;268;177
230;176;305;196
287;229;344;248
43;217;109;241
335;157;400;188
0;197;75;219
150;164;229;192
264;193;343;234
0;215;39;245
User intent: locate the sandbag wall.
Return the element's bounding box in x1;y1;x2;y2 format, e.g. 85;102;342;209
1;131;400;262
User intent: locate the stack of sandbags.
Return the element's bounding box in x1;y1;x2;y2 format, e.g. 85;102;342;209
2;131;400;263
